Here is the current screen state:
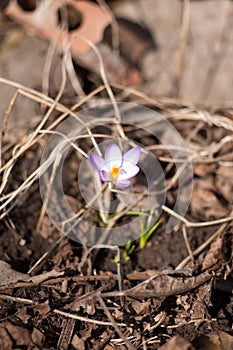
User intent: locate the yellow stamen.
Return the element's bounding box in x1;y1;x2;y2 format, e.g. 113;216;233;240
111;165;119;178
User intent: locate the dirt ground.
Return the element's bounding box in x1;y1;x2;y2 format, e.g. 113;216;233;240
0;1;233;349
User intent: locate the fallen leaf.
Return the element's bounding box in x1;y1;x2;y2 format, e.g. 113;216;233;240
71;334;85;350
218;331;233;350
191;179;229;219
194;331;233;350
194;163;216;177
33;300;50;315
159;335;194;350
6;323;33;347
216;166;233;204
190;283;212;327
130;300;151;321
104;346;115;350
125;270;211;298
66;292;97;315
31;327;45;348
0;324;12;350
17;307;31;324
202;237;223;271
0;260;28;287
0;260;64;287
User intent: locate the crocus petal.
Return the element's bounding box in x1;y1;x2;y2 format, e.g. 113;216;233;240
104;144;122;168
90;144;140;188
115;180;131;189
99;162;112;174
99;169;111;182
123;146;141;165
89;153;105;171
117;165;140;181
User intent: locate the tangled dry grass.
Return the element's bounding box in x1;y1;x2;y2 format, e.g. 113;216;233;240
0;67;233;348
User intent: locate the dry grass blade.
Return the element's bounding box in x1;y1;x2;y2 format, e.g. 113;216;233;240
98;295;136;350
176;0;190;98
54;309;127;327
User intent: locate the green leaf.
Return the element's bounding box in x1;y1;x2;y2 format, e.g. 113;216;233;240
140;220;160;249
124;211;148;216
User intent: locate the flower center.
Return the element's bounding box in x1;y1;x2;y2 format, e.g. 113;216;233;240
111;165;119;178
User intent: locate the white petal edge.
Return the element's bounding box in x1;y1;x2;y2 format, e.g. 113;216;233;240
104;144;122;168
123;146;141;165
115;180;131;189
117;165;140;181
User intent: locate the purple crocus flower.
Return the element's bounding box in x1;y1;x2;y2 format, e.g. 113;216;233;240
89;144;141;189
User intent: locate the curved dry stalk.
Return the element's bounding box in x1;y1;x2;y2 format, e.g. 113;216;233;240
54;308;127;327
0;78;105;175
176;220;229;270
96;0;120;54
176;0;190;98
73;35;126;140
42;39;58;99
79;244;123;296
162;205;233;228
98;295;136;350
